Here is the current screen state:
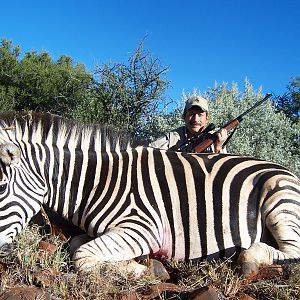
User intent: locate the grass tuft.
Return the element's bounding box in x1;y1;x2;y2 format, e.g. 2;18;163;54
1;224;300;299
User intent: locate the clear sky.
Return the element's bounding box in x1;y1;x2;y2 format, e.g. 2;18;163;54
1;0;299;102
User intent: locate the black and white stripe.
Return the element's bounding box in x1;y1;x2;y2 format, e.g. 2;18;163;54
0;112;299;275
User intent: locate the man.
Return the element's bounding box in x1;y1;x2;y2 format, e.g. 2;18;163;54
149;95;228;153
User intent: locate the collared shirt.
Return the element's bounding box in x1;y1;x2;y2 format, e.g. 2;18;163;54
149;126;227;153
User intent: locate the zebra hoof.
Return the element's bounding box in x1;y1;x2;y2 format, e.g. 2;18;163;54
0;243;14;257
148;259;170;281
240;261;260;278
70;234;93;257
118;260;148;277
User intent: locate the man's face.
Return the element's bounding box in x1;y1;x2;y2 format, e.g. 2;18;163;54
184;107;208;137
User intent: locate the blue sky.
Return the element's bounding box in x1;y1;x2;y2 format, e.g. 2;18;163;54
1;0;299;103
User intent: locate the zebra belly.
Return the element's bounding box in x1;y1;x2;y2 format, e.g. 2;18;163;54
152;217;262;261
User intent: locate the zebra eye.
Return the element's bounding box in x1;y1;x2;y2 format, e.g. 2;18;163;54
0;183;7;194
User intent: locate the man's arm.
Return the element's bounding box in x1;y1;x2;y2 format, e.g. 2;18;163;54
148;136;169;150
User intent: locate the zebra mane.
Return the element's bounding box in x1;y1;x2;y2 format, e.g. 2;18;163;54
0;111;141;151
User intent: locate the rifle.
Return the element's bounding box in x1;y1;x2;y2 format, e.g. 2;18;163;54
176;123;216;152
178;93;272;153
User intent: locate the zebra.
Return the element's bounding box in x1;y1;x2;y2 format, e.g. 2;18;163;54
0;111;299;277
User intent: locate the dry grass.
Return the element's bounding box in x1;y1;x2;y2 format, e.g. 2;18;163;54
1;224;300;299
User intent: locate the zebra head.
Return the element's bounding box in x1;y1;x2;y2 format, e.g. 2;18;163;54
0;142;43;249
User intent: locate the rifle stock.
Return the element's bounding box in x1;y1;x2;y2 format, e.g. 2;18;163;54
177;123;215;152
193;119;240;153
192;93;272;153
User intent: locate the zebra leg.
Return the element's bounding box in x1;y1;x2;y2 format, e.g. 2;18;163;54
238;242;281;276
238;197;300;277
69;233;93;258
70;228;160;277
70;234;147;276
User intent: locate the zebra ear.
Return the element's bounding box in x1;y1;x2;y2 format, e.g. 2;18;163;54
0;143;21;166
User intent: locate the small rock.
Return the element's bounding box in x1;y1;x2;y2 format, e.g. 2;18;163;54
190;286;219;300
141;283;184;299
118;291;139;300
38;240;57;254
238;293;256;300
148;259;170;280
245;264;283;282
0;286;53;300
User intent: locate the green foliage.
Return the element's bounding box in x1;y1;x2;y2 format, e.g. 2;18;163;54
139;104;184;141
274;77;300;159
0;39;92;116
0;38;298;176
208;82;300;175
0;37;170;140
0;39;20;111
276;76;300;123
72;42;170;135
143;81;300;176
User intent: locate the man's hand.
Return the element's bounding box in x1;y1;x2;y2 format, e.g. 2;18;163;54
214;128;228;153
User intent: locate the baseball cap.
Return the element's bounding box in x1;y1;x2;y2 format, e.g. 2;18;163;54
184;95;209;112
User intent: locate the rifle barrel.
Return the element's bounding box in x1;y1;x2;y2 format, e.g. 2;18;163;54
237;93;272;121
194;93;272;153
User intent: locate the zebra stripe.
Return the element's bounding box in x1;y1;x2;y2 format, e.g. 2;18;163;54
0;112;299;277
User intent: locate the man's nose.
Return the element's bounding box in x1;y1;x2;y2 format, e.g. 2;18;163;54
192;114;200;121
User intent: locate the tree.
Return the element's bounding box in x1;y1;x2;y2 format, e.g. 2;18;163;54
276;77;300;123
208;82;299;174
1;39;298;176
0;39;93;116
0;39;20;111
0;38;170;138
142;81;300;176
274;77;300;158
72;42;170;136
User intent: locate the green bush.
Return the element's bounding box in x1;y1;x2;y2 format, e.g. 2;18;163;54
142;82;300;177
